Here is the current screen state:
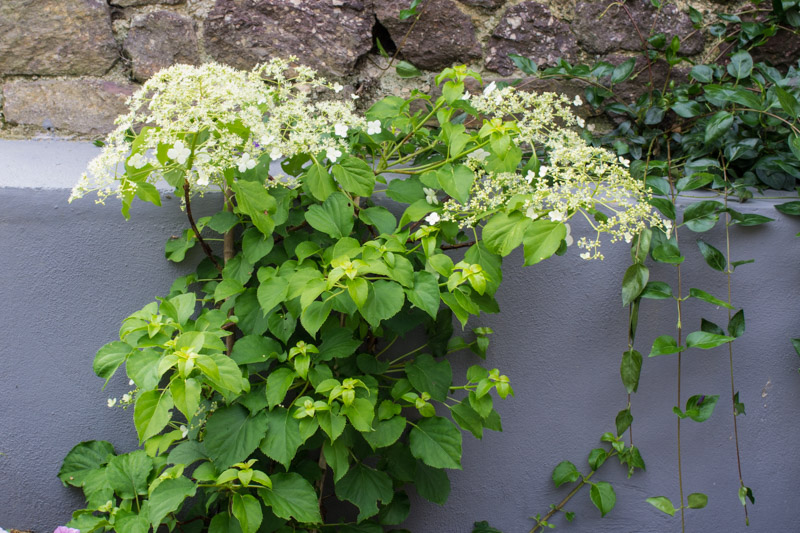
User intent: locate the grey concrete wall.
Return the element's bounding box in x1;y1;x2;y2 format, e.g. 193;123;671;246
1;140;799;532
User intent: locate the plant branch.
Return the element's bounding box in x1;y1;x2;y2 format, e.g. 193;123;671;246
183;180;222;273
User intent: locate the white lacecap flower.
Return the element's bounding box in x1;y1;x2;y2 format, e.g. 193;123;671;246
350;94;359;100
526;205;539;220
196;170;210;186
538;165;548;178
167;140;191;165
326;146;342;162
107;398;117;408
564;223;573;247
180;425;189;438
423;187;439;205
619;156;631;167
334;123;349;138
624;232;633;243
548;210;565;222
122;393;131;403
270;147;283;160
576;117;586;128
471;148;490;161
366;119;381;135
129;379;135;386
525;170;535;184
128;153;148;169
425;212;441;225
332;83;343;93
261;135;275;146
237;153;257;172
483;81;496;95
587;123;596;132
580;252;591;260
463;91;471;101
573;95;583;106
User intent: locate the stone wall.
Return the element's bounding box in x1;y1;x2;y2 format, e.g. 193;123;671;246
4;0;797;139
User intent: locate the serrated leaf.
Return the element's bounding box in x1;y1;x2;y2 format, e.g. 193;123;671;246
204;405;268;469
335;463;394;522
133;389;174;444
333;156;376;197
260;407;304;468
406;353;452;402
482;212;530;257
148;476;197;527
409;416;462;469
304;192;354;238
259;472;322;523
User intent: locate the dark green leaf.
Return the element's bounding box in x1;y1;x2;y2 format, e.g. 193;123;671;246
148;477;197;527
406;270;441;319
414;462;451;505
305;192;354;238
409;416;462;469
58;440;115;488
552;461;580;488
204;405;268;469
259;472;322;524
107;450;152;499
590;482;616;517
335;463;394;522
615;408;633;436
688;288;733;309
622;264;649;306
649;335;683;357
396;60;422;78
305;161;338;201
509;54;537;75
697;240;726;271
640;281;672;299
776;201;800;216
686;331;735;349
620;350;643;394
260;407;304;469
704;111;734;144
727;50;753;79
406;353;452;402
333;156;376;197
776;86;800;118
611;58;636;84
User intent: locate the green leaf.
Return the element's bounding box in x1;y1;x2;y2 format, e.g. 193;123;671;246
344;397;375;432
649;335;683;357
683;200;721;232
363;416;407;449
361;280;405;327
259;472;322;524
690;65;713;83
640;281;672;299
232;493;263;533
242;227;274;264
620;350;643;394
305;192;354;238
688;288;733;309
208;513;243;533
611;58;636;84
204;405;268;469
405;270;440;319
318;410;347;442
788;135;800;162
300;299;333;337
482;212;530;257
697;240;726;271
149;476;197;527
688;492;708;509
323;438;350;482
114;510;149;533
682;394;719;422
332;156;376;197
436;164;475;204
587;449;608;471
450;401;485;439
232;180;276;236
738;485;755;506
776;86;800;118
728;309;745;338
776;201;800;216
523;220;566;265
207;211;239;233
133;389;174;444
359;206;397;235
232;335;282;365
686;331;735;349
93;341;132;387
171;377;201;421
615;408;633;436
58;440;115;488
622;264;649;306
414;462;451;504
704;111;734;144
552;461;580;488
727;50;753;79
215;279;245;302
266;367;296;409
590;482;616;517
509;53;538;75
260;407;303;469
676;172;714;192
163;292;197;325
652;242;684;264
647;496;676;516
409;416;462;469
396;60;423;78
305;161;338;201
406;353;452;402
335;463;394;522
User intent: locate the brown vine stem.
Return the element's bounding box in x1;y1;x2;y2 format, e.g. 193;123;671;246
183;180;222;273
223;187;236;356
666;140;686;533
721;160;749;525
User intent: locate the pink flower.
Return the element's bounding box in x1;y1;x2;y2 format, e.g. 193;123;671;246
54;527;81;533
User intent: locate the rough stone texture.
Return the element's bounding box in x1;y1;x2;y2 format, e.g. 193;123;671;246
375;0;482;71
110;0;183;5
3;80;135;136
573;0;704;56
124;11;201;81
0;0;118;76
485;2;580;75
203;0;374;76
751;28;800;70
458;0;506;9
602;54;689;104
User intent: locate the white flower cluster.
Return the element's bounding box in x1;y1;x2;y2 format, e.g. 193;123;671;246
70;58;366;203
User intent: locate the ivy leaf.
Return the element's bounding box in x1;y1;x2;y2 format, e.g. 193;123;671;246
334;463;394;522
552;461;580;488
259;472;322;524
522;220;566;265
590;482;616;517
620;350;643;393
260;407;304;469
133;389;174;444
622;263;649;306
409;416;462;469
647;496;676;516
686;331;735;349
204;405;268;469
58;440;115;488
148;477;197;527
332;156;376;197
688;492;708;509
93;341;133;388
697;240;726;271
406;353;452;402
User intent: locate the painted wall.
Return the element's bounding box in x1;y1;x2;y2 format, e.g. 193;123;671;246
1;140;799;532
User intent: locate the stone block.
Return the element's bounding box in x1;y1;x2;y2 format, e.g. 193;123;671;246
3;80;135;136
203;0;374;77
110;0;183;5
0;0;118;76
485;2;579;75
124;11;201;81
573;1;704;56
375;0;482;71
